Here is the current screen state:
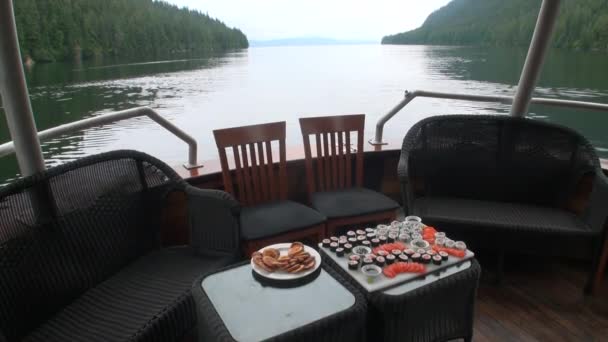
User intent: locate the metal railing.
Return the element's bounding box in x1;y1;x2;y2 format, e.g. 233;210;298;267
0;106;203;169
370;89;608;145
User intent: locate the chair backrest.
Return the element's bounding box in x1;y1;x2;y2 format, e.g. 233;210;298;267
299;114;365;197
0;150;181;341
213;121;287;206
401;115;599;207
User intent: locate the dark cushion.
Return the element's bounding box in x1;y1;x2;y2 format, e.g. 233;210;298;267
311;187;399;219
413;197;594;236
240;200;326;240
24;247;235;342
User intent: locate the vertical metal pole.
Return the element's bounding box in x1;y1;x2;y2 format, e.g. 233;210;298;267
509;0;561;118
0;0;45;176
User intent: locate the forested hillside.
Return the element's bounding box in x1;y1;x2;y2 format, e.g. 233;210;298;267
382;0;608;51
14;0;249;63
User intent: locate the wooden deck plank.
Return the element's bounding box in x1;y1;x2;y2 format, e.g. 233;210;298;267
470;257;608;341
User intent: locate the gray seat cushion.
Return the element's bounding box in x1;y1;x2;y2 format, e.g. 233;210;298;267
24;247;234;342
413;197;594;236
311;187;399;219
240;200;326;240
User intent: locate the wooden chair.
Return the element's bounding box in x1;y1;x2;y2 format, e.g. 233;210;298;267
213;121;326;256
299;114;399;237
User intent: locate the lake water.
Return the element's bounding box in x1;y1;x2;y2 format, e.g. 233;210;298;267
1;45;608;184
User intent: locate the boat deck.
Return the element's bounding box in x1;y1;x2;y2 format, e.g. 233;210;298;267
473;256;608;341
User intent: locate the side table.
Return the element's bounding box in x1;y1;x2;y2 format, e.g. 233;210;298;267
193;261;367;342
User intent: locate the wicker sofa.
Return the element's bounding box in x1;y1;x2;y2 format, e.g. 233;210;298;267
399;115;608;289
0;150;240;342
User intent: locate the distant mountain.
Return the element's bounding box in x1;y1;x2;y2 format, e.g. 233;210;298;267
250;37;376;47
382;0;608;51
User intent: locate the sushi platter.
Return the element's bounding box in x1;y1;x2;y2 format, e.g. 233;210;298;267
318;217;475;293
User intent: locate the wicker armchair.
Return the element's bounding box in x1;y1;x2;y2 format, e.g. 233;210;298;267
399;115;608;290
0;150;240;342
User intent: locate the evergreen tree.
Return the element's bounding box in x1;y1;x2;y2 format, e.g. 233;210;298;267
14;0;249;63
382;0;608;52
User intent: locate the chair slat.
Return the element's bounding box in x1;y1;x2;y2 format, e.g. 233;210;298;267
218;147;234;195
278;138;287;200
315;134;324;192
356;128;364;186
240;144;254;205
249;143;262;203
323;132;331;190
302;134;316;195
257;141;269;202
337;131;345;189
265;141;277;201
330;132;337;190
345;131;352;187
231;146;246;203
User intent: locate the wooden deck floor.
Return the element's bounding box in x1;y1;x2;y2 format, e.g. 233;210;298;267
472;256;608;341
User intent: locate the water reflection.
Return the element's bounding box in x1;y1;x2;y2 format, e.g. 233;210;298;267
1;45;607;185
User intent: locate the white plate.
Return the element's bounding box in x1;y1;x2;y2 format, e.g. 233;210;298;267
250;243;322;280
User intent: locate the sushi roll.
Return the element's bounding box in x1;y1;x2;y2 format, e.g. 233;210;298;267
445;240;456;249
426;250;437;256
356;229;366;236
403;249;415;257
387;234;396;243
349;255;361;262
377;250;389;257
336;248;345;257
330;236;339;242
392;249;402;257
455;241;467;251
432;255;442;265
348;260;359;270
366;253;377;260
347;231;357;238
378;236;388;244
361;240;371;248
339;235;347;241
330;242;338;252
344;243;353;253
416;248;427;255
366;233;376;240
365;227;375;234
385;254;396;264
348;237;358;245
371;238;380;247
398;254;409;263
375;256;386;267
439;251;449;261
338;239;347;247
357;235;367;243
398;233;410;243
352;246;372;257
412;253;421;262
421;254;432;264
322;239;331;247
362;257;374;267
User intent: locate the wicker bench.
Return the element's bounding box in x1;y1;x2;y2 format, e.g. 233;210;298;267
399;115;608;290
0;150;240;342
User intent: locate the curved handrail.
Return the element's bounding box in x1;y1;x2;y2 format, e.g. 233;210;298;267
0;106;203;169
371;89;608;145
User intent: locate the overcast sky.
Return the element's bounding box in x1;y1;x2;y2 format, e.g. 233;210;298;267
166;0;452;42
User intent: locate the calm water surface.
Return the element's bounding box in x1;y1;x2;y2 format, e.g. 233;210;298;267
1;45;607;183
